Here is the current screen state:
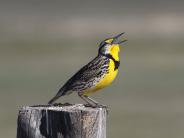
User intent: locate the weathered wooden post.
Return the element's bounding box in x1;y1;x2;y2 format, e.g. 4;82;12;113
17;104;107;138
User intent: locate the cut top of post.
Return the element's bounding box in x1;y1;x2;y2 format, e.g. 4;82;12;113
21;104;107;112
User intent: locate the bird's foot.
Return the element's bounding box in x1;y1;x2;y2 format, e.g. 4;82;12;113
85;103;108;108
95;104;108;108
84;103;96;108
84;103;109;114
95;104;109;114
51;102;73;106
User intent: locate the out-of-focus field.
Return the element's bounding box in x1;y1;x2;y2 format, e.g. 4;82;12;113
1;35;184;138
0;1;184;138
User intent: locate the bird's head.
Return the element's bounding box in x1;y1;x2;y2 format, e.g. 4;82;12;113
98;33;127;60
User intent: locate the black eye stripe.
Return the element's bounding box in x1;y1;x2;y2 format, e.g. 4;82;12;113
99;37;112;47
100;41;107;47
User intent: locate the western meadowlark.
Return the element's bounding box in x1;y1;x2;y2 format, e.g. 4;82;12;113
48;33;127;106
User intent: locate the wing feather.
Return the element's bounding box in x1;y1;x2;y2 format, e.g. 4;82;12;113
62;56;109;93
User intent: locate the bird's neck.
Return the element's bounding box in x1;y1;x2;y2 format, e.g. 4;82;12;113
109;45;120;61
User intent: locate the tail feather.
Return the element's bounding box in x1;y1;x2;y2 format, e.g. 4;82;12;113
48;87;65;104
48;95;60;104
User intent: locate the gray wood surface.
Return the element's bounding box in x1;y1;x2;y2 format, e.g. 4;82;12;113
17;104;107;138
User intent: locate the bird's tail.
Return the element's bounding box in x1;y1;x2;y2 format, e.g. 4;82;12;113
48;95;60;104
48;87;65;104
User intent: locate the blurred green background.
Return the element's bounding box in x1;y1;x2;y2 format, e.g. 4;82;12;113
1;1;184;138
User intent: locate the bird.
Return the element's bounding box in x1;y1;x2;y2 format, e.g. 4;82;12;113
48;33;127;107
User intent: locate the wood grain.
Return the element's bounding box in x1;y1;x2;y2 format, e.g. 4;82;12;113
17;104;107;138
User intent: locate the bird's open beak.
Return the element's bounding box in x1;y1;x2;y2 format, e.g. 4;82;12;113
113;32;127;44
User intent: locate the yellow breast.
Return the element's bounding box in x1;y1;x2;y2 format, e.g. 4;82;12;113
83;59;118;96
83;44;120;96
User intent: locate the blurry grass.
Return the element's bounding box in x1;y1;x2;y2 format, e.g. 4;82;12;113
0;36;184;138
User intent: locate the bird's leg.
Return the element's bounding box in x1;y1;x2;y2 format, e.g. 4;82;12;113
84;96;107;108
84;96;99;105
78;93;95;107
78;93;107;108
